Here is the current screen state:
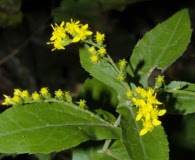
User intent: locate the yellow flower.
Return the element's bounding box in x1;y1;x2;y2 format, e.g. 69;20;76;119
12;95;21;104
14;89;22;96
98;47;106;56
135;87;147;98
78;99;87;109
50;21;66;41
90;55;99;63
2;95;12;105
158;109;166;116
155;75;164;88
47;21;71;51
66;19;92;42
21;90;29;98
48;19;93;50
135;87;143;95
40;87;51;99
126;90;132;98
156;75;164;84
72;24;93;42
55;89;63;99
47;38;65;51
118;59;127;70
152;118;161;126
140;120;154;136
132;98;142;107
65;19;80;35
117;73;125;81
95;31;105;46
129;86;166;136
32;92;40;101
40;87;49;95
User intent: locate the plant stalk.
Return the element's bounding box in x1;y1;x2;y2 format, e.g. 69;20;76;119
101;115;121;153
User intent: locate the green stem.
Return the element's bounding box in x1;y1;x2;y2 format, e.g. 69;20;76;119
101;115;121;153
106;54;120;73
106;54;130;90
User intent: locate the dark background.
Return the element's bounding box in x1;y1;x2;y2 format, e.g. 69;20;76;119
0;0;195;159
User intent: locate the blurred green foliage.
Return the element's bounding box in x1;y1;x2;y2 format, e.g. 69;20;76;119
52;0;147;20
0;0;23;27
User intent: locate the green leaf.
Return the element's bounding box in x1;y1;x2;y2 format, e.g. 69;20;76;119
0;102;120;154
73;140;129;160
79;47;126;96
118;106;169;160
128;9;192;87
78;78;118;107
95;109;116;123
164;81;195;114
106;140;129;160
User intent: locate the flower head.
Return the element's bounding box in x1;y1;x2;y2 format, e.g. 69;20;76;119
50;21;66;40
12;95;22;104
40;87;51;99
14;89;22;96
117;73;125;81
40;87;49;95
65;19;80;35
90;55;99;63
155;75;165;89
95;31;105;46
55;89;64;99
156;75;164;84
32;92;40;101
48;19;93;51
128;87;166;136
140;120;154;136
126;90;132;98
47;38;65;51
118;59;127;70
78;99;87;109
47;21;71;51
72;24;93;42
21;90;29;98
2;95;12;106
98;47;106;56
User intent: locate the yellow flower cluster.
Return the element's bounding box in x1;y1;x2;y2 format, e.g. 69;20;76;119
117;59;127;81
47;20;108;64
126;87;166;136
88;31;107;63
47;19;93;51
2;88;78;106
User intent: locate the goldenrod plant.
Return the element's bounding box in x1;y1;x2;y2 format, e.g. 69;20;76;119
1;9;195;160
